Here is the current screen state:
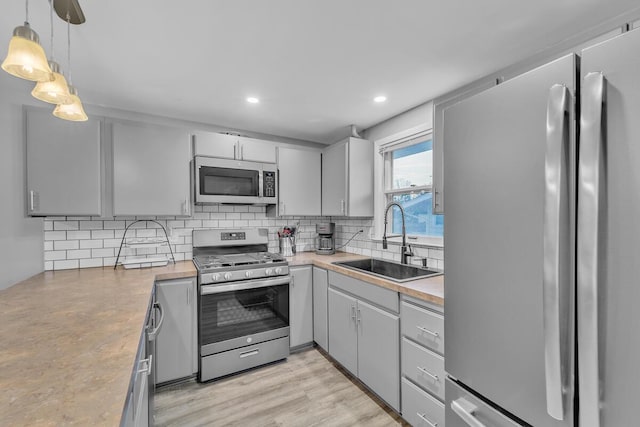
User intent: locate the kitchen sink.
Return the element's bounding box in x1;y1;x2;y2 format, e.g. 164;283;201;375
334;258;442;283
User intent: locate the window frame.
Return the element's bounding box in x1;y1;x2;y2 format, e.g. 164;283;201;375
373;125;443;248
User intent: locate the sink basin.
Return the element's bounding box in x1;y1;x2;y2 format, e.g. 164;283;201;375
334;258;442;283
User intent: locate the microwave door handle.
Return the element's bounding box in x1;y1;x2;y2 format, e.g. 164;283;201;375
259;171;264;198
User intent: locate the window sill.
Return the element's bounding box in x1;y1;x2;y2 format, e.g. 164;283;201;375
372;235;443;249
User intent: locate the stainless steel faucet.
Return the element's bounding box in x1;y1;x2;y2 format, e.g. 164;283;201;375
382;202;413;264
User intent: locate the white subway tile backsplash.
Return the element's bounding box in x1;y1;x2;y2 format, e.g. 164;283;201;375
54;240;79;250
68;230;91;240
80;258;103;268
92;248;114;258
53;220;79;231
80;240;103;249
43;207;445;273
54;260;79;270
44;231;67;241
67;249;91;259
79;221;103;230
92;230;115;239
45;251;66;261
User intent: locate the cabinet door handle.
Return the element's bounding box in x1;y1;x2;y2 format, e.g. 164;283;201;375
351;305;356;321
137;354;152;376
340;199;345;214
182;198;190;215
240;144;244;160
417;412;438;427
357;308;361;324
417;366;440;382
281;202;285;215
234;143;238;160
187;287;190;305
416;326;439;337
29;190;37;212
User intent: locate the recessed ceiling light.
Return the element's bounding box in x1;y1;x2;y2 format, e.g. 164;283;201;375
374;95;387;103
247;97;260;104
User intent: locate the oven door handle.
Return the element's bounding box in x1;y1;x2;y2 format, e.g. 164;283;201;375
200;276;291;295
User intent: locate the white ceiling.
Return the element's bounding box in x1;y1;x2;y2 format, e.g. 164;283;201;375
2;0;640;144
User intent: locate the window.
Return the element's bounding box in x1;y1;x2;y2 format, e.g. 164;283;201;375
382;134;443;238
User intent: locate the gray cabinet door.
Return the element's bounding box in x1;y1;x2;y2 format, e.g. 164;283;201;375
312;267;329;351
357;299;400;411
239;137;276;163
113;122;191;216
155;278;196;384
328;287;358;375
192;131;237;159
26;108;102;216
289;266;313;348
322;142;347;216
278;147;321;216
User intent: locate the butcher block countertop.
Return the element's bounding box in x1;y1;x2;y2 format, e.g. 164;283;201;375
0;261;196;427
0;252;443;426
286;251;444;306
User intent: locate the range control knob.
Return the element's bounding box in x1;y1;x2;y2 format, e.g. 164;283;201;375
245;271;253;278
265;268;273;276
274;267;282;275
211;273;220;281
224;272;232;280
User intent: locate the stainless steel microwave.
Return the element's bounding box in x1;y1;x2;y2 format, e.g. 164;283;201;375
193;156;277;205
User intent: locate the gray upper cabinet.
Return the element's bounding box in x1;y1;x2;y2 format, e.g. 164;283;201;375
113;121;191;216
192;131;276;163
312;267;329;351
25;108;102;216
322;137;373;217
155;277;197;384
289;266;314;348
273;146;321;216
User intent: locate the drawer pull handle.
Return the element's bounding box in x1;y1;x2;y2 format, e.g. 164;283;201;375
417;326;439;337
417;412;438;427
239;349;259;358
417;366;439;382
451;397;487;427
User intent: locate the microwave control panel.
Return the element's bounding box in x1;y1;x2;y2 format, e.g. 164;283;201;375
263;171;276;197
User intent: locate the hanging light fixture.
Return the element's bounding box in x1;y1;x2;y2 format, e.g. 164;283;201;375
32;0;72;104
53;12;86;121
1;0;53;82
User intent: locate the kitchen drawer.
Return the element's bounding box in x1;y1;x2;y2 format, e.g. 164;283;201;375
402;377;445;427
402;337;445;401
328;270;399;313
401;300;444;355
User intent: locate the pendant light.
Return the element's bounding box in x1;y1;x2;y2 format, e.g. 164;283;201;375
32;0;72;104
53;12;87;121
1;0;53;82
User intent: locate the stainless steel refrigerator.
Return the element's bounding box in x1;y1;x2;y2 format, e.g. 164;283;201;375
443;27;640;427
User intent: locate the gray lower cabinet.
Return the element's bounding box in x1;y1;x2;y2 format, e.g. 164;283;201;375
289;266;314;348
312;267;329;351
401;295;445;425
155;277;197;384
328;278;400;411
25;107;103;216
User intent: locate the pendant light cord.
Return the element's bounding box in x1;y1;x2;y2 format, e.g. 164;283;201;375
25;0;29;23
49;0;54;60
66;12;71;84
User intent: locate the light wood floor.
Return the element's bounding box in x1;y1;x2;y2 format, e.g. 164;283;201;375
154;348;408;427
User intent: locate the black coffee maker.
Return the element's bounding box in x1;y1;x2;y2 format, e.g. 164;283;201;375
315;223;335;255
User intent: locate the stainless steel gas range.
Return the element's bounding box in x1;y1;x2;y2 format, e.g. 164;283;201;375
192;228;290;382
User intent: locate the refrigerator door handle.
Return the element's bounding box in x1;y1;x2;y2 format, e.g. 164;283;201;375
451;398;487;427
542;83;571;421
578;71;606;427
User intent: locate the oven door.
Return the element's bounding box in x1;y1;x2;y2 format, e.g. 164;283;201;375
199;276;290;357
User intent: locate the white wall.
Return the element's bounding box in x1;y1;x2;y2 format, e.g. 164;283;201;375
0;76;44;290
